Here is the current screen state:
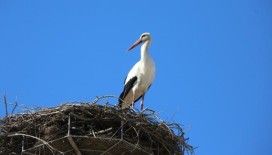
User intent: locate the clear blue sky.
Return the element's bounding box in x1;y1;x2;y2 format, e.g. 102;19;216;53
0;0;271;154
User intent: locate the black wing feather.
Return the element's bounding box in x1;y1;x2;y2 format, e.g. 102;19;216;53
118;76;138;105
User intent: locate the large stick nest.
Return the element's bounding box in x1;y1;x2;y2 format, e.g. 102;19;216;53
0;100;193;155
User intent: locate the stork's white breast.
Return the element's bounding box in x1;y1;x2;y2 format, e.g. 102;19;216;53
126;57;156;93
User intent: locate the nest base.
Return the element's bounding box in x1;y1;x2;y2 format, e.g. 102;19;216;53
0;103;192;155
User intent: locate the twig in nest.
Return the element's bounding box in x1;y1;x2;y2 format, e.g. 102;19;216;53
11;99;18;115
91;95;117;104
3;95;8;117
93;127;113;135
8;133;63;154
67;115;82;155
101;140;122;155
110;120;128;139
128;126;140;152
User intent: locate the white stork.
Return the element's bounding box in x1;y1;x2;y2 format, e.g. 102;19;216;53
119;32;156;110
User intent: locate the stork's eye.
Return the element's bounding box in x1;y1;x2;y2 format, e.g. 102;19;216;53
142;34;147;38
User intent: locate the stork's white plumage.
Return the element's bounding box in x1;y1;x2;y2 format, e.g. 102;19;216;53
119;32;155;110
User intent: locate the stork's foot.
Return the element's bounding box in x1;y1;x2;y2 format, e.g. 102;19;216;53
140;107;148;113
140;95;145;111
130;108;137;113
129;102;137;113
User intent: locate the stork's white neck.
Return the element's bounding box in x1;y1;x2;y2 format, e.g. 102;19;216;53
140;40;151;60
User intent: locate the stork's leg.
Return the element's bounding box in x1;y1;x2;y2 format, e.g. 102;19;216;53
131;92;135;109
141;94;145;111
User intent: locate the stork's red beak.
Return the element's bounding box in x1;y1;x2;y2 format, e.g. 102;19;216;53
128;38;142;51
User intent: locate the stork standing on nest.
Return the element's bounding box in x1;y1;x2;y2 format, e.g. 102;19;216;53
119;32;156;110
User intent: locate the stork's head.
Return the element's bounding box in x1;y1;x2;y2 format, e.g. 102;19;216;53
128;32;151;51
